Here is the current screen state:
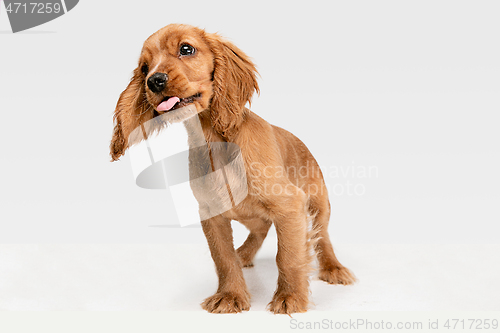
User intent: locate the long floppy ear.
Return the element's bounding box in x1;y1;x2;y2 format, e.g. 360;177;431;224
110;67;148;161
110;112;125;162
205;33;260;139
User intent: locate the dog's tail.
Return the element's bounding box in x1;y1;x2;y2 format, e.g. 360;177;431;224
304;208;321;308
306;208;321;271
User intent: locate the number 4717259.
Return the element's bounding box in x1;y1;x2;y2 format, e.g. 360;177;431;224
444;319;498;330
5;2;62;14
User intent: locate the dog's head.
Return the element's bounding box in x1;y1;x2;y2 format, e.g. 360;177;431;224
110;24;259;161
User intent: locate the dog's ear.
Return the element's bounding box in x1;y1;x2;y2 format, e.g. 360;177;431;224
110;67;148;161
205;33;259;139
110;113;125;162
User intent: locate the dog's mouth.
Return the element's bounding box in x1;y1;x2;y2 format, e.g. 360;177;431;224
156;93;201;113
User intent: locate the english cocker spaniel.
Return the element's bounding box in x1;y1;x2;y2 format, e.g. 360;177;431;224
110;24;356;314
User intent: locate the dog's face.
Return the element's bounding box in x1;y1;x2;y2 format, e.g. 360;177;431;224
140;25;214;115
110;24;259;161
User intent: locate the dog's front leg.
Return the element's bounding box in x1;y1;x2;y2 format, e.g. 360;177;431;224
201;215;250;313
266;187;310;314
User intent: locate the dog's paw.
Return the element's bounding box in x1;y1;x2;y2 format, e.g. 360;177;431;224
267;292;309;314
241;261;254;268
236;254;254;268
236;249;255;268
319;266;357;285
201;292;250;314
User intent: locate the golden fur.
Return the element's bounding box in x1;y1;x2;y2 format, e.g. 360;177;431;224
110;24;356;314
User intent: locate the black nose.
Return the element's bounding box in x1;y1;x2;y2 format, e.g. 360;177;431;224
147;72;168;93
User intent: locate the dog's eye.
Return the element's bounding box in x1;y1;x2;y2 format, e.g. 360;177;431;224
179;44;195;56
141;64;149;76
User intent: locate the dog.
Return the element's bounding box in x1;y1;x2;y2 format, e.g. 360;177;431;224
110;24;356;314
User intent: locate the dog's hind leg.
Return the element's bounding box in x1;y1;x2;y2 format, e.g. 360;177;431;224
236;218;272;267
309;192;357;285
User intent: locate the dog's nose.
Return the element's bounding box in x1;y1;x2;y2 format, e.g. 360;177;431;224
147;72;168;93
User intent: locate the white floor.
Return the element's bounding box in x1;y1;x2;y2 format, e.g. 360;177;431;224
0;242;498;311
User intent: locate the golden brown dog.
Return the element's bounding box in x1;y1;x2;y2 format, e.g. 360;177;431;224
110;24;356;314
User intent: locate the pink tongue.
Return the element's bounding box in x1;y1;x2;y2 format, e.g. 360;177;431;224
157;97;180;112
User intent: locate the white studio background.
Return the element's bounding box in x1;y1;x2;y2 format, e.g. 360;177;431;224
0;0;499;246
